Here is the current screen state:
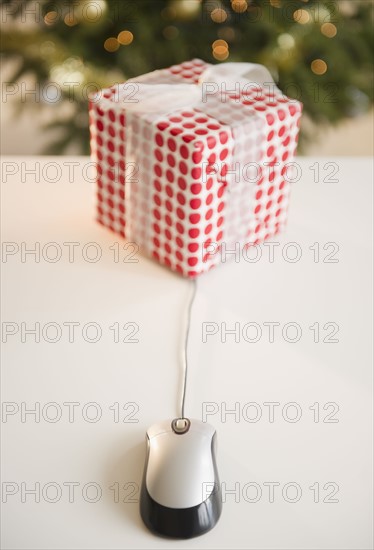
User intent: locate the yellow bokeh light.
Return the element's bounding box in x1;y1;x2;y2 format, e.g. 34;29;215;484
218;26;235;41
118;30;133;45
211;8;228;23
64;13;77;26
293;9;310;24
213;49;229;61
277;33;295;49
311;59;327;75
270;0;281;7
104;37;119;52
231;0;247;13
321;22;337;38
212;39;228;49
213;45;228;55
44;11;58;25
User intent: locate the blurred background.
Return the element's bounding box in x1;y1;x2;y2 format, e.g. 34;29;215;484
1;0;373;156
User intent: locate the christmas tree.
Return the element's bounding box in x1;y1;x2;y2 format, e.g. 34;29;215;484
1;0;373;153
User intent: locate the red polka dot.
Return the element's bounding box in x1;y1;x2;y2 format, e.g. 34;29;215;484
190;198;201;209
205;209;213;220
191;183;202;195
165;185;173;198
220;149;229;161
206;193;213;205
176;250;183;262
278;126;286;137
177;192;186;205
216;231;223;241
218;202;224;212
180;145;189;159
289;105;297;116
176;236;184;248
205;224;213;235
108;141;115;152
96;120;104;131
207;136;216;149
190;213;200;224
266;200;272;209
155;134;163;146
217;186;225;198
154;165;162;177
166;170;174;183
165;200;172;212
266;114;275;125
177;222;184;234
206;177;214;190
183;134;195;143
255;190;262;200
157;121;169;131
153;208;161;220
155;150;163;162
153;223;161;234
167;154;176;167
178;177;187;190
219;131;229;144
191;167;202;179
189;228;200;238
167;138;176;151
268;186;274;195
188;257;198;267
153;237;160;248
170;116;182;123
192;151;203;163
188;242;199;253
177;207;185;220
179;161;188;175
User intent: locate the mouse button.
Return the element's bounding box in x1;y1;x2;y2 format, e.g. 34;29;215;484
146;420;173;440
188;419;216;438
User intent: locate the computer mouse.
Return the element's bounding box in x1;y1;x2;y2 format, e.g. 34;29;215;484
140;418;222;539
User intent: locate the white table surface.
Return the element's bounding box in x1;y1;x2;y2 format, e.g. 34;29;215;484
1;156;373;550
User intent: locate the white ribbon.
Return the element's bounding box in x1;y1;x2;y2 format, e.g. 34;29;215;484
121;62;277;114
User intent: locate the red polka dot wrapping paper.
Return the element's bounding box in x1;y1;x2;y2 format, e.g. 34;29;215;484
89;59;302;278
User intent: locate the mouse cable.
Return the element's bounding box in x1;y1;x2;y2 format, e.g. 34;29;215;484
179;277;197;420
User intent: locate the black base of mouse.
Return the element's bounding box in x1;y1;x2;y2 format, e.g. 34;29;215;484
140;483;222;539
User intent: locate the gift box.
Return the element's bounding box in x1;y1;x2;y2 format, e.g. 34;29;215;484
89;59;302;277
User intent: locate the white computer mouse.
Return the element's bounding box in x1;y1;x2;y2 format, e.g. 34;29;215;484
140;418;222;538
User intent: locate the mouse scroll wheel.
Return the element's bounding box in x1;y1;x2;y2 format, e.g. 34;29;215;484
172;418;191;434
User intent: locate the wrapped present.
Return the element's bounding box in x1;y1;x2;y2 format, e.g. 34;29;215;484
89;59;302;277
